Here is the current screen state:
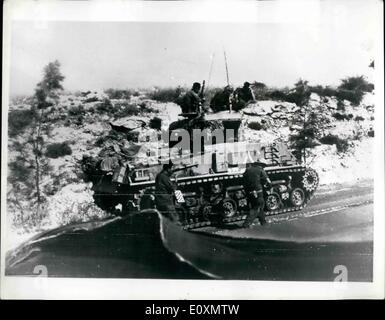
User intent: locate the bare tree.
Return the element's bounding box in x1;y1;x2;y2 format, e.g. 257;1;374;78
8;61;65;218
30;60;65;207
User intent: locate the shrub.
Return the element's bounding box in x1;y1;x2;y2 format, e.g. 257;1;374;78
336;89;364;106
84;96;99;103
75;115;84;126
289;79;311;107
336;100;345;111
45;142;72;158
8;157;33;183
310;85;338;97
114;102;139;117
8;108;37;137
148;87;182;102
267;89;288;101
68;105;85;117
248;121;264;130
319;134;340;145
339;76;374;93
351;129;364;141
138;101;158;114
95;98;113;114
149;117;162;130
332;112;350;121
81;90;91;97
354;115;365;122
251;82;268;100
266;83;311;106
319;134;349;153
285;91;304;105
253;82;267;90
335;139;349;153
336;76;374;106
368;129;374;137
10;95;33;105
104;88;133;100
309;85;324;96
323;86;338;97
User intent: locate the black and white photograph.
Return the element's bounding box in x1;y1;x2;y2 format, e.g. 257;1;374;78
1;0;384;299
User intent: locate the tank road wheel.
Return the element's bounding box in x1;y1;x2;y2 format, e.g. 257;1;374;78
221;198;237;218
265;192;281;211
302;168;319;192
290;188;305;207
201;205;213;220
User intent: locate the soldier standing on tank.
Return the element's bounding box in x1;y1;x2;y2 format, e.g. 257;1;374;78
242;160;272;227
180;82;204;114
234;82;255;111
155;162;179;222
210;85;234;112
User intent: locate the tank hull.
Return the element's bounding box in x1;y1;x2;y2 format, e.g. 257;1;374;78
89;164;319;230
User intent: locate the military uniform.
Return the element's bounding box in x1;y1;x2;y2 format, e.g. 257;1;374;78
242;163;270;227
155;170;178;221
181;90;202;114
210;88;232;112
234;84;255;111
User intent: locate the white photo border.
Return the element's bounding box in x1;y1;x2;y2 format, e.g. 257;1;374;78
1;0;384;300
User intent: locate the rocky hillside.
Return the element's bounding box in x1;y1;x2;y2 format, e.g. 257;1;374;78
6;88;375;250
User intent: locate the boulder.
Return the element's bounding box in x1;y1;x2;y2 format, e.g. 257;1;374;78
289;124;302;131
309;92;321;102
243;100;298;116
110;117;146;133
326;97;338;110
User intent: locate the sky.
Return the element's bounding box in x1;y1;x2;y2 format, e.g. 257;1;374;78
7;1;380;96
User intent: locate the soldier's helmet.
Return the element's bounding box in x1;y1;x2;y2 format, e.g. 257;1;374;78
163;161;174;171
192;82;201;91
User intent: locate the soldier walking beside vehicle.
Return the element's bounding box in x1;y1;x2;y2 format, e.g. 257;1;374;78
155;162;179;222
242;160;271;227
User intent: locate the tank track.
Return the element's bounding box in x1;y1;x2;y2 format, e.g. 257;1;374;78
174;165;318;230
90;165;318;230
181;205;305;230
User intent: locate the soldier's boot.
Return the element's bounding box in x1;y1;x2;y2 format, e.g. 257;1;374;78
257;209;267;226
242;208;258;228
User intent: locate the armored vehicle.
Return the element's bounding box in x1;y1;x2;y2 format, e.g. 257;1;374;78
82;110;319;229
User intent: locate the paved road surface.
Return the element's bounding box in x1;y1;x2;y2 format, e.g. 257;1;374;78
5;181;373;281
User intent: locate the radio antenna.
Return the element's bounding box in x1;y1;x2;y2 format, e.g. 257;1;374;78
207;53;215;87
223;49;230;86
223;49;233;113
